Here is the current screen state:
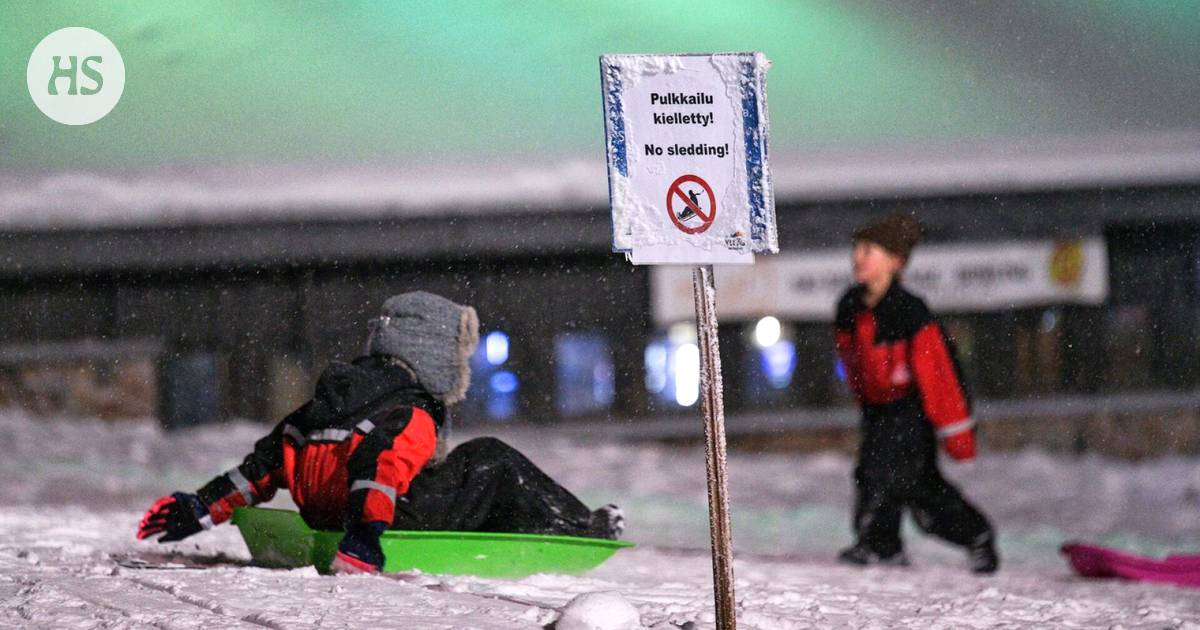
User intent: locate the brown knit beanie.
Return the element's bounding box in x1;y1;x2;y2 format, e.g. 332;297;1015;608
853;213;922;261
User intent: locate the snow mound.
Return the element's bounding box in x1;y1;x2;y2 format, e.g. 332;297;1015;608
556;592;643;630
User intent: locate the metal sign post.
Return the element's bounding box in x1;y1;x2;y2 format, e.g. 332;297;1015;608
600;52;774;630
692;264;736;629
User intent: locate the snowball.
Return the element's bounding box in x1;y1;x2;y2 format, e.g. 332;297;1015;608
555;592;642;630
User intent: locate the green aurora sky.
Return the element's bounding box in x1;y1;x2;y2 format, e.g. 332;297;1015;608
2;1;1197;172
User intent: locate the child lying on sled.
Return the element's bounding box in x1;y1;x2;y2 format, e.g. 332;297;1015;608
137;291;624;574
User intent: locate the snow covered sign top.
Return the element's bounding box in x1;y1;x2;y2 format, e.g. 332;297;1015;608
601;53;777;265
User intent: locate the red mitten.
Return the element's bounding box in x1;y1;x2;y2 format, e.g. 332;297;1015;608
137;492;211;542
942;430;977;461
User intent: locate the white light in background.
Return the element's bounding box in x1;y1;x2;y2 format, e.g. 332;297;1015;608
644;343;668;393
754;316;782;348
485;331;509;366
674;343;700;407
668;322;697;345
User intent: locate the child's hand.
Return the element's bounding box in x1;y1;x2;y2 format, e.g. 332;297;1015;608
942;431;977;462
137;492;211;542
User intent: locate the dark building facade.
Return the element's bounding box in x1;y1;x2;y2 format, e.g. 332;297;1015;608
2;184;1199;437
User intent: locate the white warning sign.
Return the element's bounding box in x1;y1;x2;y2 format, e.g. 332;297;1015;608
600;52;777;266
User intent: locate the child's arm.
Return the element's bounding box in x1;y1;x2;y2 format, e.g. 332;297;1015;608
834;328;864;400
910;322;976;461
333;407;438;573
833;291;865;400
344;406;437;526
193;411;294;524
137;405;301;542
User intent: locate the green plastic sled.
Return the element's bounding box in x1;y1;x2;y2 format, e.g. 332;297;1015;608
231;506;633;577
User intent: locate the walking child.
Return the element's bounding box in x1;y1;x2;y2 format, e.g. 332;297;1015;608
138;291;624;574
834;213;999;573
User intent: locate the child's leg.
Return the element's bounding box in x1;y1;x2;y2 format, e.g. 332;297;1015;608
852;470;905;557
394;437;614;538
894;410;994;549
849;407;922;557
908;465;994;549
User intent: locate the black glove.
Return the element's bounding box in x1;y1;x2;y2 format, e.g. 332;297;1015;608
137;492;211;542
330;521;387;574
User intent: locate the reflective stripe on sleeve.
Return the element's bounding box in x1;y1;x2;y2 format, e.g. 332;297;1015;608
284;425;361;444
307;428;352;442
283;424;306;446
226;467;255;505
936;418;976;439
350;479;397;503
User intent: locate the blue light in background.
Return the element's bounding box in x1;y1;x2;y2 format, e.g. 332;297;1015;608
593;363;615;406
834;356;847;383
490;370;518;394
461;330;516;422
485;370;518;421
760;340;796;389
555;333;616;417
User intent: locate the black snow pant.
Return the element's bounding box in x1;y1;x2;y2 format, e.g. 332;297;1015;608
391;437;610;539
852;397;994;557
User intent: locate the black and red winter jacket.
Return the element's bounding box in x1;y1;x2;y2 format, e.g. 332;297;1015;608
835;282;977;460
196;356;442;530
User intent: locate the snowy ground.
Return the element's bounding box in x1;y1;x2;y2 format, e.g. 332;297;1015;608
1;409;1198;628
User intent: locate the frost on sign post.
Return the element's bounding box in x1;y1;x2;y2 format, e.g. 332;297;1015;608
600;52;776;630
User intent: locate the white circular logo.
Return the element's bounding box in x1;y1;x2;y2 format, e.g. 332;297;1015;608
27;27;125;125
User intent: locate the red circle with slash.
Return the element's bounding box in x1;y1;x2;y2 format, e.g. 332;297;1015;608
666;174;716;235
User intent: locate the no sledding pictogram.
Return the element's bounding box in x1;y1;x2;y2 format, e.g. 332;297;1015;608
667;174;716;235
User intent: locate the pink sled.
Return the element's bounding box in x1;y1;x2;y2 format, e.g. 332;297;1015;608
1061;542;1200;589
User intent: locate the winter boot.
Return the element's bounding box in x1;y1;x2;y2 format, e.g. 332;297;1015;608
838;544;909;567
967;534;1000;574
591;504;625;540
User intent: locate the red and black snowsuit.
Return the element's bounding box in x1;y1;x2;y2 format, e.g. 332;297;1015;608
835;282;994;557
196;355;609;538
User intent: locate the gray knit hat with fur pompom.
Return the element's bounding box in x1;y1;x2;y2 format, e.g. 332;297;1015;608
364;292;480;404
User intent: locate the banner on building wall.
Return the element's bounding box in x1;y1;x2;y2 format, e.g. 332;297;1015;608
651;238;1109;324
